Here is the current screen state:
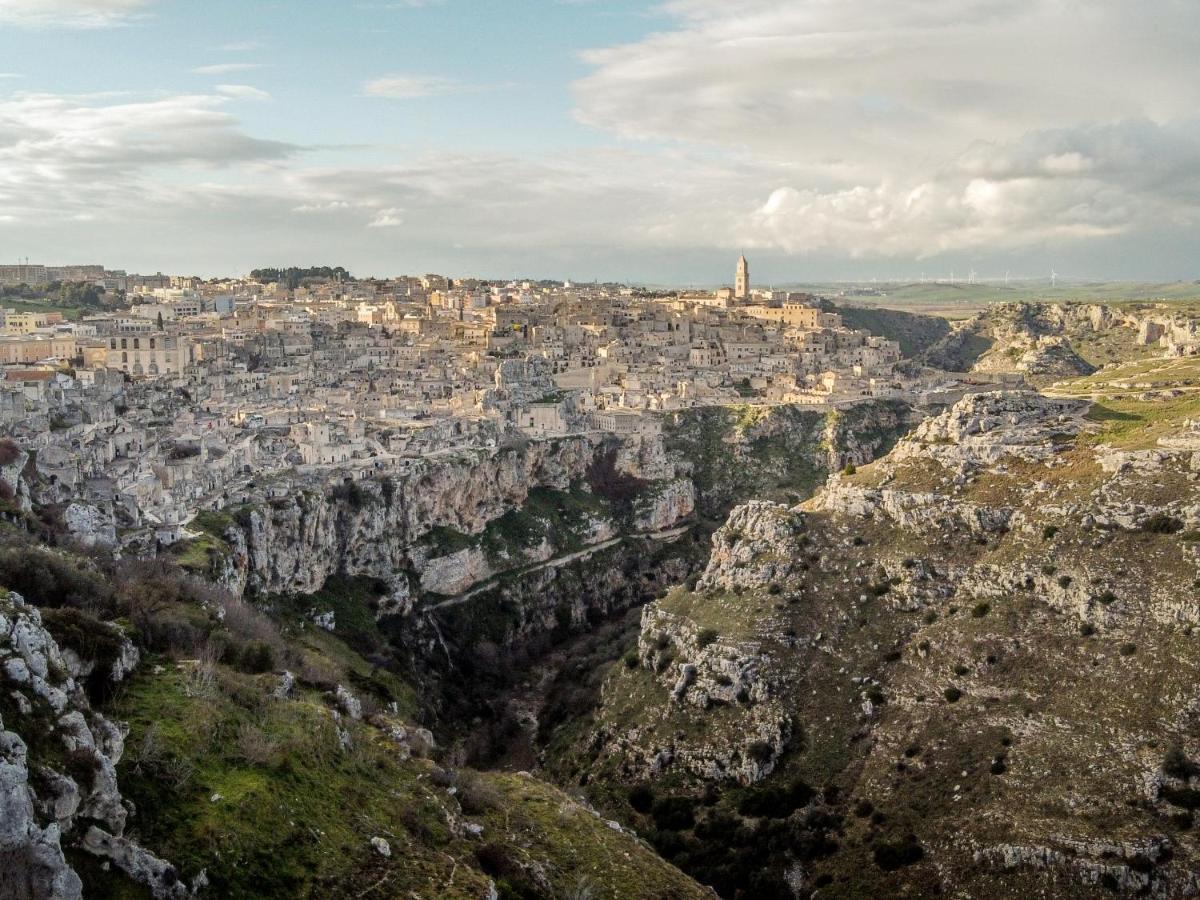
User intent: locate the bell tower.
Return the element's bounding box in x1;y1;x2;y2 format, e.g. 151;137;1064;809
735;254;750;301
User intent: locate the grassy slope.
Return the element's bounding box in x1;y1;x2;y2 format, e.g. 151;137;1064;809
0;546;707;900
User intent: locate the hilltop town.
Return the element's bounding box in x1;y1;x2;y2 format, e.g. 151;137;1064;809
0;257;1011;554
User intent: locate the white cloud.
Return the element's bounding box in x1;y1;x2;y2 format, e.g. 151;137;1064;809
362;74;463;99
0;0;152;27
0;92;297;223
192;63;267;76
567;0;1200;261
368;208;405;227
215;84;271;101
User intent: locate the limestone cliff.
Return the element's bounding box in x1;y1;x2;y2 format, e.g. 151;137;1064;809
561;389;1200;897
0;592;187;900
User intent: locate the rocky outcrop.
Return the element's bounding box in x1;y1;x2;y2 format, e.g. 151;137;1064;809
699;501;805;591
0;591;186;899
892;390;1090;470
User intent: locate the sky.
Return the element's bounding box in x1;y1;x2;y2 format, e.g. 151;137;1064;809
0;0;1199;284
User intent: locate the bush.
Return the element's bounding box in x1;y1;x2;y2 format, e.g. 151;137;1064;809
474;843;525;883
0;438;20;466
1057;575;1073;589
1079;622;1096;637
747;741;775;764
971;602;990;618
237;640;277;674
1095;590;1118;606
943;687;963;703
457;772;503;815
1042;525;1059;541
628;785;655;814
873;836;924;871
842;463;857;476
651;795;697;831
1143;513;1184;535
737;780;814;818
1161;785;1200;810
0;545;113;613
696;628;720;649
1164;747;1199;780
1119;642;1137;656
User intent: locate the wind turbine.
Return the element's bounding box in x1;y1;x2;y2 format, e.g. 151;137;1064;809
1050;268;1058;289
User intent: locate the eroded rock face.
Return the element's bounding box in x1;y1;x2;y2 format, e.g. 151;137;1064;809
892;390;1090;470
699;501;805;592
214;432;697;602
574;384;1200;897
0;591;186;899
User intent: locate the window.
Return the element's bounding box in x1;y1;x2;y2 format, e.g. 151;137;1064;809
134;338;140;349
120;338;127;349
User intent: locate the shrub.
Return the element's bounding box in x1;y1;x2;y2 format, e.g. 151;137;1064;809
62;747;102;792
737;780;814;818
1119;643;1137;656
474;843;525;883
1042;525;1059;541
1164;747;1200;780
1095;590;1118;606
0;545;113;613
233;723;278;766
872;836;924;871
628;785;655;814
1143;513;1184;535
842;463;857;476
0;438;20;466
943;687;963;703
1161;786;1200;810
457;772;503;815
651;795;697;831
623;652;639;670
696;628;720;649
971;602;990;618
237;640;277;674
1057;575;1073;589
747;741;775;764
1080;622;1096;637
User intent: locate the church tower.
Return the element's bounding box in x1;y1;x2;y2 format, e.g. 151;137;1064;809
735;254;750;301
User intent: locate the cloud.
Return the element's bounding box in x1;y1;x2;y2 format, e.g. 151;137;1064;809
361;74;465;99
215;84;271;101
0;92;297;224
192;63;267;76
0;0;152;27
368;208;405;227
567;0;1200;261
